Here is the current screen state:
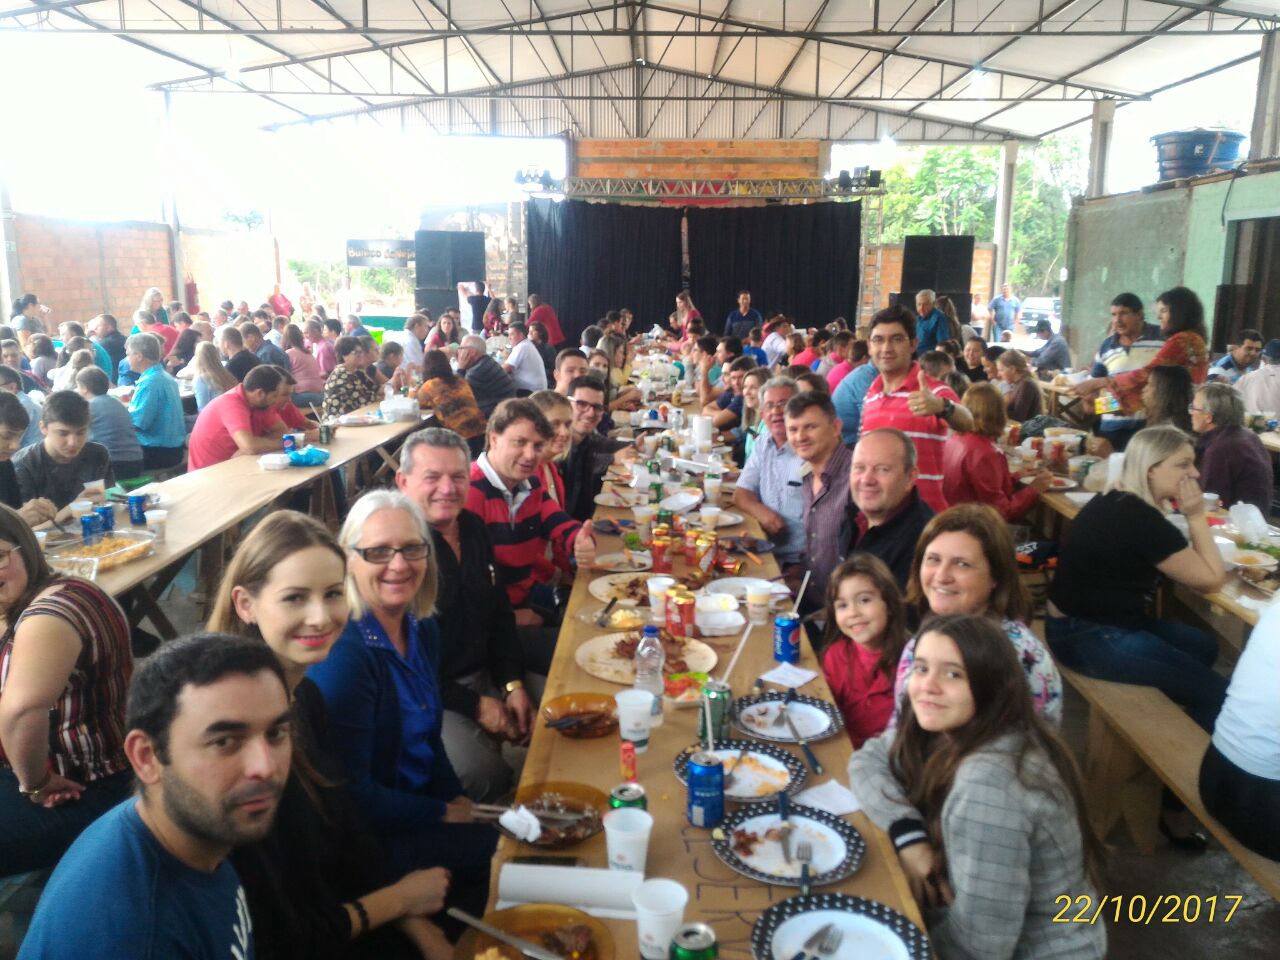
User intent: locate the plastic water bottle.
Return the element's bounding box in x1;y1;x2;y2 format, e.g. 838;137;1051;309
633;624;665;728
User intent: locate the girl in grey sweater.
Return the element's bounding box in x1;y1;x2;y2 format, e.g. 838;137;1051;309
850;613;1106;960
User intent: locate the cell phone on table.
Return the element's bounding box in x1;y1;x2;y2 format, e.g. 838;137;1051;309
511;855;584;867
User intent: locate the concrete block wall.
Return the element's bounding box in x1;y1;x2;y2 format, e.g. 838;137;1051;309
573;139;826;181
13;215;175;323
860;241;995;323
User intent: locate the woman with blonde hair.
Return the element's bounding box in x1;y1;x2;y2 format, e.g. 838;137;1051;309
138;287;167;325
942;382;1052;521
673;290;701;338
49;342;95;392
209;511;452;959
191;339;238;410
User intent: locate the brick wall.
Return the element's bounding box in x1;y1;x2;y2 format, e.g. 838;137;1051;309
860;241;996;323
182;227;278;313
13;215;175;323
573;139;826;182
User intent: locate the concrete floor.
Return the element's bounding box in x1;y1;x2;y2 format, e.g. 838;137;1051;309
3;578;1279;959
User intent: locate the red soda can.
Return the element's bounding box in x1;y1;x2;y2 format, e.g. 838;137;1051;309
650;536;673;573
620;740;637;782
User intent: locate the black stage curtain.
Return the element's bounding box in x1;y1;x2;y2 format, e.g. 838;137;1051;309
527;198;683;345
687;203;861;335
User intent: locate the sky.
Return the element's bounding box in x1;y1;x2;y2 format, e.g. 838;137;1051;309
0;28;1263;259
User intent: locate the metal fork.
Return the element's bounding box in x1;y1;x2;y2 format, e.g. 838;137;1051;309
814;926;843;958
796;839;814;896
723;742;751;790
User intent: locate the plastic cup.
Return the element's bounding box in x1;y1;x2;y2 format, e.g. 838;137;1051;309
703;476;722;502
632;878;689;958
632;505;657;541
647;576;675;621
678;442;696;459
641;434;660;457
603;807;654;873
1202;492;1221;513
746;589;773;625
615;690;655;753
144;509;168;543
698;505;723;529
68;500;94;518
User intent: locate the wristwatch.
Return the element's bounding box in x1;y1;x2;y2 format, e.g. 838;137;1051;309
939;397;955;419
504;679;525;695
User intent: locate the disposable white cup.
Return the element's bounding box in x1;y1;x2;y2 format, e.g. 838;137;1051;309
68;500;94;518
746;590;773;625
647;576;675;620
1203;492;1221;512
632;505;657;541
678;443;696;459
604;807;654;873
615;690;655;753
698;505;723;529
703;476;722;501
632;878;689;958
641;434;660;457
144;510;168;542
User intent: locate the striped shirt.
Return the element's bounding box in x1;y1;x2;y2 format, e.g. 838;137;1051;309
1089;322;1164;432
466;453;581;608
860;361;959;514
0;578;132;782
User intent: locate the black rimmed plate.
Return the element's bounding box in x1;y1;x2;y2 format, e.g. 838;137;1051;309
711;803;865;888
751;894;931;960
731;692;845;743
673;740;806;804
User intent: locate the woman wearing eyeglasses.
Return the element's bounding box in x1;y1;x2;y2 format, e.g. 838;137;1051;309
0;504;133;876
306;489;497;919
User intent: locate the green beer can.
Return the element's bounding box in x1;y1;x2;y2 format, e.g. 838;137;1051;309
670;923;718;959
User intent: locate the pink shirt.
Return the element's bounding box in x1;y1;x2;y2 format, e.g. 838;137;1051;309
188;385;283;470
826;359;855;391
822;636;894;749
310;337;336;374
287;347;326;393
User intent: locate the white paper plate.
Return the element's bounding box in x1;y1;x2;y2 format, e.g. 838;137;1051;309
594;490;648;509
595;552;652;573
573;633;717;685
1020;475;1077;489
587;573;654;607
753;895;930;960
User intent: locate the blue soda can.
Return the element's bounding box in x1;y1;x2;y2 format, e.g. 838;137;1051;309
80;513;103;545
773;612;801;664
282;432;297;454
686;752;725;828
127;493;148;526
94;504;115;532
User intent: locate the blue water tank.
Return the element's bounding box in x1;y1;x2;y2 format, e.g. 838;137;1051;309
1150;129;1246;181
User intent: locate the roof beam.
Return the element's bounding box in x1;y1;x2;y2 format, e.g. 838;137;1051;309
0;0;100;19
1142;0;1279;23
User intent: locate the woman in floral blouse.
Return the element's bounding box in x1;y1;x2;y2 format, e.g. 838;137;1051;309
417;350;486;458
323;335;380;419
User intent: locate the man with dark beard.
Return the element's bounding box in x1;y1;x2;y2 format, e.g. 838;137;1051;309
19;634;292;959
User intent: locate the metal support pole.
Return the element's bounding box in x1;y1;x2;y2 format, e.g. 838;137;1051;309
992;140;1018;299
1086;99;1116;198
1249;30;1279;161
0;159;20;314
160;91;186;306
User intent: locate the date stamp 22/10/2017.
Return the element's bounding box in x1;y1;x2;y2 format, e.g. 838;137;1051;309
1053;894;1244;925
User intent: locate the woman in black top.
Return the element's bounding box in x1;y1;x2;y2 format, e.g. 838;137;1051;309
1046;424;1228;734
209;511;451;960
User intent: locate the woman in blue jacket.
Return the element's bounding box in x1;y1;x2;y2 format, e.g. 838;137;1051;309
308;488;496;918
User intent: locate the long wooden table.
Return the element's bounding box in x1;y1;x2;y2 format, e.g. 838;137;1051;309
486;483;925;957
88;405;429;637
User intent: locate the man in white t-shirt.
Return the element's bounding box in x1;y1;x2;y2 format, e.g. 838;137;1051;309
502;321;548;395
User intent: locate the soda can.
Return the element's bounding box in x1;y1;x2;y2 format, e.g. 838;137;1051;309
649;481;664;505
282;432;297;454
656;508;674;529
619;740;638;782
79;513;103;545
683;527;701;565
773;612;801;664
686;752;725;828
698;680;732;743
127;493;149;526
670;923;719;960
650;536;673;573
94;504;115;532
318;424;333;445
667;591;696;638
609;783;648;810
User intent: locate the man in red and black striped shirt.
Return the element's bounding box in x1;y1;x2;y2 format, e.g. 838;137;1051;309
466;398;597;622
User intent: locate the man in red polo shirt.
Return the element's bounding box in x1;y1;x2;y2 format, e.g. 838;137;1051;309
187;365;303;470
859;305;972;513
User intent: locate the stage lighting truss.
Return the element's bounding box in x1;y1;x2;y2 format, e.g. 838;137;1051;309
563;170;881;201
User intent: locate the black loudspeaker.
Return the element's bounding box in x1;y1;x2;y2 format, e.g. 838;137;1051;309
414;287;457;317
414;230;486;288
902;236;975;295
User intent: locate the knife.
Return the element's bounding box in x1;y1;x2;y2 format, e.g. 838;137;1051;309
782;704;824;775
594;596;619;627
446;908;563;960
777;792;793;865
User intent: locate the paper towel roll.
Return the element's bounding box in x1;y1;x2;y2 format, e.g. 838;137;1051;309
690;415;713;445
497;864;643;920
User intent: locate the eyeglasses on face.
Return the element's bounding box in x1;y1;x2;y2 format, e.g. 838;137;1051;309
0;545;20;570
1187;405;1205;415
349;542;430;564
572;398;605;414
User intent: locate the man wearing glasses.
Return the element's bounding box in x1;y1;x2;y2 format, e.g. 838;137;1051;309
561;376;637;522
734;376;806;567
859;306;971;513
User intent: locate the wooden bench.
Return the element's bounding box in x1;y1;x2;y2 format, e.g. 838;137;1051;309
1061;666;1280;901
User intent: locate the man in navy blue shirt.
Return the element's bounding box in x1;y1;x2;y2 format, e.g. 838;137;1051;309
725;290;763;339
20;634;292;960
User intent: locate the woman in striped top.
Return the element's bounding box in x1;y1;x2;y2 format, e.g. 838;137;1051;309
0;505;134;875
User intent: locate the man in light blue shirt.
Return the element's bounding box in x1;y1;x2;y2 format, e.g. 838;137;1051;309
988;282;1021;336
734;376;806;563
126;333;186;471
833;359;879;446
913;289;949;354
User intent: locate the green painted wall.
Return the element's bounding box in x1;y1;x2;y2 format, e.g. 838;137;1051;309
1062;166;1280;362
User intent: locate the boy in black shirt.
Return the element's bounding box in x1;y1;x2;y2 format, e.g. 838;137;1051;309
13;390;115;515
0;391;56;526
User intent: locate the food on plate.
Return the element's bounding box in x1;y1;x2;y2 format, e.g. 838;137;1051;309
614;628;692;672
53;534;152;570
723;754;790;796
731;826;789;857
664;672;706;702
542;923;594;957
599;607;647;630
473;948;504;960
606;576;649;603
521;793;601;845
